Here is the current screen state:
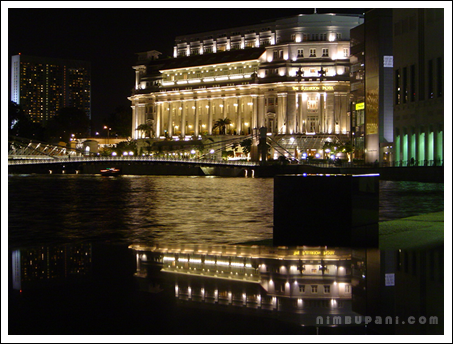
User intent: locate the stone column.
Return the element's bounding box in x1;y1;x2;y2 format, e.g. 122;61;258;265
277;94;285;134
131;105;137;139
193;99;198;137
297;93;303;133
301;94;308;133
251;96;258;130
180;101;186;137
319;93;325;133
257;95;265;129
137;104;146;138
167;102;173;137
236;97;241;135
286;91;296;134
207;98;213;135
155;102;161;138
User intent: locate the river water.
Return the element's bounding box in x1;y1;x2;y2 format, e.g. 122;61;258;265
7;175;445;336
7;175;444;248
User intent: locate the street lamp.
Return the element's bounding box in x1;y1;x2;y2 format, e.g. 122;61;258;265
103;126;111;145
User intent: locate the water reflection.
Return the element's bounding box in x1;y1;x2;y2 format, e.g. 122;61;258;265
11;243;92;292
129;242;444;335
9;241;443;335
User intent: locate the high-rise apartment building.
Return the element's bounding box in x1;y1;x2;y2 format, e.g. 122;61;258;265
129;13;364;160
392;8;444;166
10;54;91;124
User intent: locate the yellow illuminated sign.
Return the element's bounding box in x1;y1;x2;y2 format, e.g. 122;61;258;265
355;102;365;110
292;86;334;91
293;250;335;256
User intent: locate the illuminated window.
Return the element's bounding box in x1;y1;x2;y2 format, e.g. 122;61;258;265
307;100;318;110
344;284;350;293
343;48;349;57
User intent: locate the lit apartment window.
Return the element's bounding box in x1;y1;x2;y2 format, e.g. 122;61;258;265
322;48;329;57
343;48;349;57
297;49;304;57
309;49;316;57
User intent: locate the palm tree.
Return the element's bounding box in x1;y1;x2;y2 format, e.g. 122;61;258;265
212;118;232;135
136;123;154;138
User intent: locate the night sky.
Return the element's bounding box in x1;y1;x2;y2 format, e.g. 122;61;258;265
7;4;367;132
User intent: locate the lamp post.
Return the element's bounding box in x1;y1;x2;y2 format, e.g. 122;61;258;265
103;126;111;146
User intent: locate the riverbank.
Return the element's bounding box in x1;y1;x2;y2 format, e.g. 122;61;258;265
8;159;444;183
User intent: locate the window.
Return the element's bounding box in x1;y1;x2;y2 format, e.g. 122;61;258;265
437;57;443;97
273;50;279;60
344;284;350;293
309;49;316;57
299;285;305;293
324;285;330;293
322;48;329;57
190;48;199;56
307;100;318;110
297;49;304;57
231;43;240;50
403;67;408;103
321;33;327;41
336;33;342;40
204;46;213;54
279;50;283;59
395;69;401;105
428;59;434;99
291;34;296;41
311;285;318;293
343;48;349;57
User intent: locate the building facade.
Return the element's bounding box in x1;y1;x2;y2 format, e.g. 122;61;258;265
350;9;394;164
11;54;91;124
129;13;364;160
392;8;444;166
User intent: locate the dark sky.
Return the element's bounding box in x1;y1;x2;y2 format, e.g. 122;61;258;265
7;6;367;132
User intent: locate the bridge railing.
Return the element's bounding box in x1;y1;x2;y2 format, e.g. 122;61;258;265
8;155;260;167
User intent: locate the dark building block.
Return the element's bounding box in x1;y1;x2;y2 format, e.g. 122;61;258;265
273;174;379;247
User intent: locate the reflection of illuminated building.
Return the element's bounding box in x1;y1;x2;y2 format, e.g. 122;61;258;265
130;244;357;326
11;243;92;291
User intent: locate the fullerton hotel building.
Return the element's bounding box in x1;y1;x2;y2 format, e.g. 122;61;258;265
129;13;364;158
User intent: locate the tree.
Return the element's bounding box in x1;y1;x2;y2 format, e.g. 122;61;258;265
46;107;90;142
8;101;47;140
212;118;232;135
136;123;154;138
240;138;253;156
